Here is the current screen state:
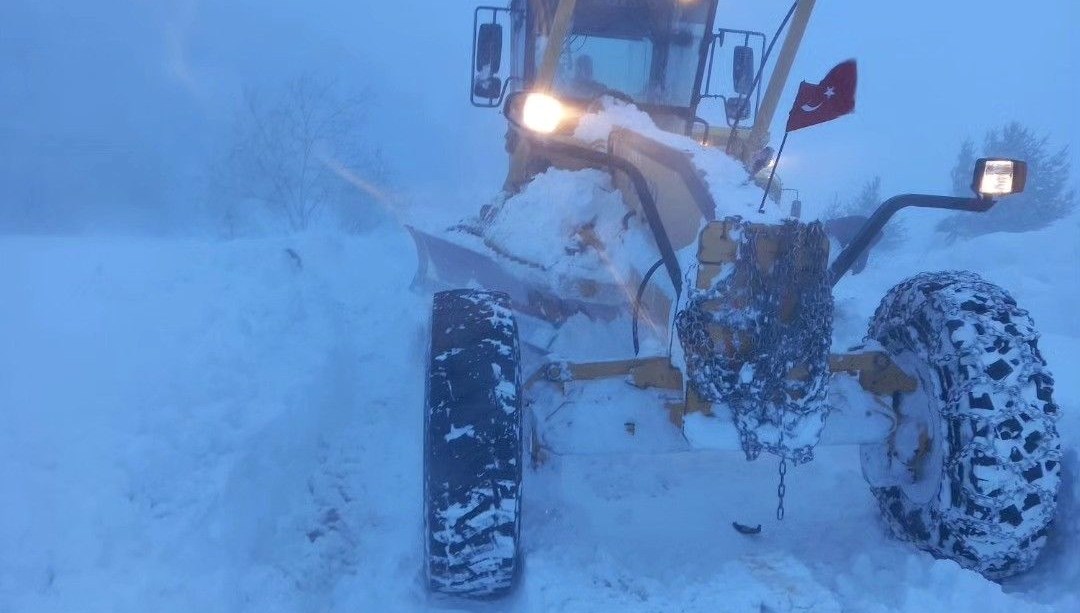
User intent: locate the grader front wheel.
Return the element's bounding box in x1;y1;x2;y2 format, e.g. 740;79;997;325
861;271;1061;579
424;290;524;597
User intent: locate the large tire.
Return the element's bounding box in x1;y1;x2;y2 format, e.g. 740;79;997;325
863;271;1061;579
424;290;523;597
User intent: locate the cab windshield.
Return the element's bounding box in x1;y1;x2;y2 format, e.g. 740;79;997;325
539;0;711;108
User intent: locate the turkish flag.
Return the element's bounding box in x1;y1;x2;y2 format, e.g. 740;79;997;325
785;60;857;133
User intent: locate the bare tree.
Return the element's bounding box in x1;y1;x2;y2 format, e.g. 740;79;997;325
216;74;384;232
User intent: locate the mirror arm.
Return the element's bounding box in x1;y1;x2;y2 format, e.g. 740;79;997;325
702;33;719;97
688;116;712;144
748;0;817;156
470;5;522;108
829;194;995;286
723;4;798;155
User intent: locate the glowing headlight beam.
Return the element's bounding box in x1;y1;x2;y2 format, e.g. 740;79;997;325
522;93;565;134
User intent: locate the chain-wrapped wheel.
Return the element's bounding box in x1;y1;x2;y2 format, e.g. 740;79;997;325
861;271;1061;579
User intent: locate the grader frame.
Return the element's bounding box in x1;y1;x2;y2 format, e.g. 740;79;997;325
454;0;961;459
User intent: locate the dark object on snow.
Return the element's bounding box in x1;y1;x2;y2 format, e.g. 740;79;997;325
425;290;523;597
823;215;880;275
284;248;303;270
862;271;1060;580
732;521;762;535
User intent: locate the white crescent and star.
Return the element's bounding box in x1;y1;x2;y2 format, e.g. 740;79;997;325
800;86;837;113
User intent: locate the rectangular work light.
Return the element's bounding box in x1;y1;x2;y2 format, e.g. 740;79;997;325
972;158;1028;198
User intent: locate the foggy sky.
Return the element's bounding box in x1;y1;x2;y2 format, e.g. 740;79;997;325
1;0;1077;233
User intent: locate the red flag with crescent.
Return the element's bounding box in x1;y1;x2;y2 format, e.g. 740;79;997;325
785;60;857;133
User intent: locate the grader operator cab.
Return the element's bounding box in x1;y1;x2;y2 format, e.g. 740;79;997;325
473;0;762;130
418;0;1061;599
471;0;798;185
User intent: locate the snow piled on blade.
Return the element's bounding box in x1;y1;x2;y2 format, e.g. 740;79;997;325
464;98;794;315
482;167;657;280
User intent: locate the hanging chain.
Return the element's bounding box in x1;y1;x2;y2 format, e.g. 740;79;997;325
777;457;788;520
776;412;788;521
675;218;832;521
776;226;805;522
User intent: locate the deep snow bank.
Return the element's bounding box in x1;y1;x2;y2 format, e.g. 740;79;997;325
1;231;428;612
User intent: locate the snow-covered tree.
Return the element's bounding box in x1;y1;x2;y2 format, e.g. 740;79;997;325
214;74;386;233
823;175;905;249
950;138;976;197
939;122;1075;238
851;175;882;214
823;176;881;219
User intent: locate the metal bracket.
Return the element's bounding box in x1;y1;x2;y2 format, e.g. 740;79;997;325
829;350;917;396
527;356;684;392
829;194;996;286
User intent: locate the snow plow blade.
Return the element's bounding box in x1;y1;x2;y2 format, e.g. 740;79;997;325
406;224;623;324
405;129;716;328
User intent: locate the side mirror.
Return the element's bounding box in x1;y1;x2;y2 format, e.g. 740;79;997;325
473;23;504;101
725;97;751;123
473;76;503;100
732;45;755;96
790;199;802;219
475;23;503;74
471;8;513;108
971;158;1027;198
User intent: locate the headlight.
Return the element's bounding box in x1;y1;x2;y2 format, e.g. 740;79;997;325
522;92;565;134
972;158;1027;198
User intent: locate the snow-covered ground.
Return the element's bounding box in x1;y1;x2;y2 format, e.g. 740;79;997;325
2;194;1078;611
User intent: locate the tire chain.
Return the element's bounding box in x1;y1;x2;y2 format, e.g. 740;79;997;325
869;271;1061;575
676;218;834;467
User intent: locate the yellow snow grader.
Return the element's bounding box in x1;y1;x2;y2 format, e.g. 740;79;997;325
417;0;1061;598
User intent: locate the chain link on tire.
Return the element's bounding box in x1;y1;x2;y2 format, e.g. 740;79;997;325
864;271;1061;579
